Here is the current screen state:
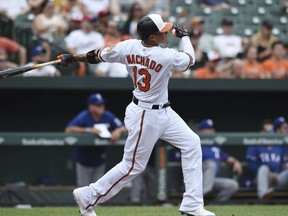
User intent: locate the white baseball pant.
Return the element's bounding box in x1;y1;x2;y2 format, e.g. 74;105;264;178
79;102;204;212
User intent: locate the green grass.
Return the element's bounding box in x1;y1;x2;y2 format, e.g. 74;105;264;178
0;205;288;216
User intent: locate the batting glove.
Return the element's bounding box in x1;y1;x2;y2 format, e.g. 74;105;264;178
172;24;189;38
57;54;76;67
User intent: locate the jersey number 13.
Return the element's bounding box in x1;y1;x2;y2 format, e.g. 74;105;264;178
133;67;151;92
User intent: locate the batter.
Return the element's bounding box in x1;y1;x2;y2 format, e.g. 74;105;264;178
58;14;215;216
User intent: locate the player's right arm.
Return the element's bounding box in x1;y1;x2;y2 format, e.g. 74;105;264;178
57;40;127;67
57;49;103;66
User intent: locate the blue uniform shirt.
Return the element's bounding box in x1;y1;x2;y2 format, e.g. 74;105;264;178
202;146;230;176
202;146;230;162
67;110;124;167
246;146;285;175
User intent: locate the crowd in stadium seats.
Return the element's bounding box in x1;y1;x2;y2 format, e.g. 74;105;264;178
0;0;287;78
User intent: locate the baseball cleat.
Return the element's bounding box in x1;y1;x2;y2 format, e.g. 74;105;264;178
180;206;215;216
261;187;274;204
73;188;96;216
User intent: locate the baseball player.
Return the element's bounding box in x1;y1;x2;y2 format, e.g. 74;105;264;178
57;14;215;216
246;117;288;203
65;93;127;187
198;119;241;204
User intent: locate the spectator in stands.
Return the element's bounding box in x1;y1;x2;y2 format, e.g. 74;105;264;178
79;0;121;19
65;93;127;187
262;41;288;79
32;0;69;42
23;45;60;77
0;36;27;66
251;19;278;63
196;0;231;11
60;0;85;22
102;20;122;47
241;46;266;79
65;15;105;75
94;10;111;35
79;0;109;18
27;0;48;14
188;16;214;53
246;116;288;203
116;0;169;17
193;51;222;79
93;21;128;77
198;119;241;204
0;49;17;71
236;36;251;60
143;0;170;17
68;11;85;33
218;45;263;79
0;0;29;20
14;0;48;33
217;58;244;78
229;59;243;78
121;2;145;39
188;31;209;74
65;16;105;54
213;18;242;60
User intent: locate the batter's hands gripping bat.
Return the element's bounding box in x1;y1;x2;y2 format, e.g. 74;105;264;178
0;59;61;79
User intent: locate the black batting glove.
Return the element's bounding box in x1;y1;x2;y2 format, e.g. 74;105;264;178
57;54;76;67
173;24;189;38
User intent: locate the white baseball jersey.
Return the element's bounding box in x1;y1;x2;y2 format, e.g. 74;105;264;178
76;37;205;215
99;39;191;104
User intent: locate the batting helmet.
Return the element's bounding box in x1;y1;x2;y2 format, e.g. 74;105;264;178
137;14;173;41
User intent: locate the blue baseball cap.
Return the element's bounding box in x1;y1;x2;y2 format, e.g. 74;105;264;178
198;119;214;130
273;116;286;131
31;46;44;57
87;93;105;105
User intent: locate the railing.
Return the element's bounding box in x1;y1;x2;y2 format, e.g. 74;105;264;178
0;132;288;146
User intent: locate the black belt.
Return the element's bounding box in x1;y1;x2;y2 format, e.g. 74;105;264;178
132;97;170;109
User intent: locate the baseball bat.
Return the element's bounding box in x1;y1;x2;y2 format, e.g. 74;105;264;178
0;59;61;79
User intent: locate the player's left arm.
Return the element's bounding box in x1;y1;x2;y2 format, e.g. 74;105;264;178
173;25;195;64
172;25;196;71
181;35;196;66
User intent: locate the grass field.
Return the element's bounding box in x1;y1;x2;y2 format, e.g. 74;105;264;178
0;205;288;216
